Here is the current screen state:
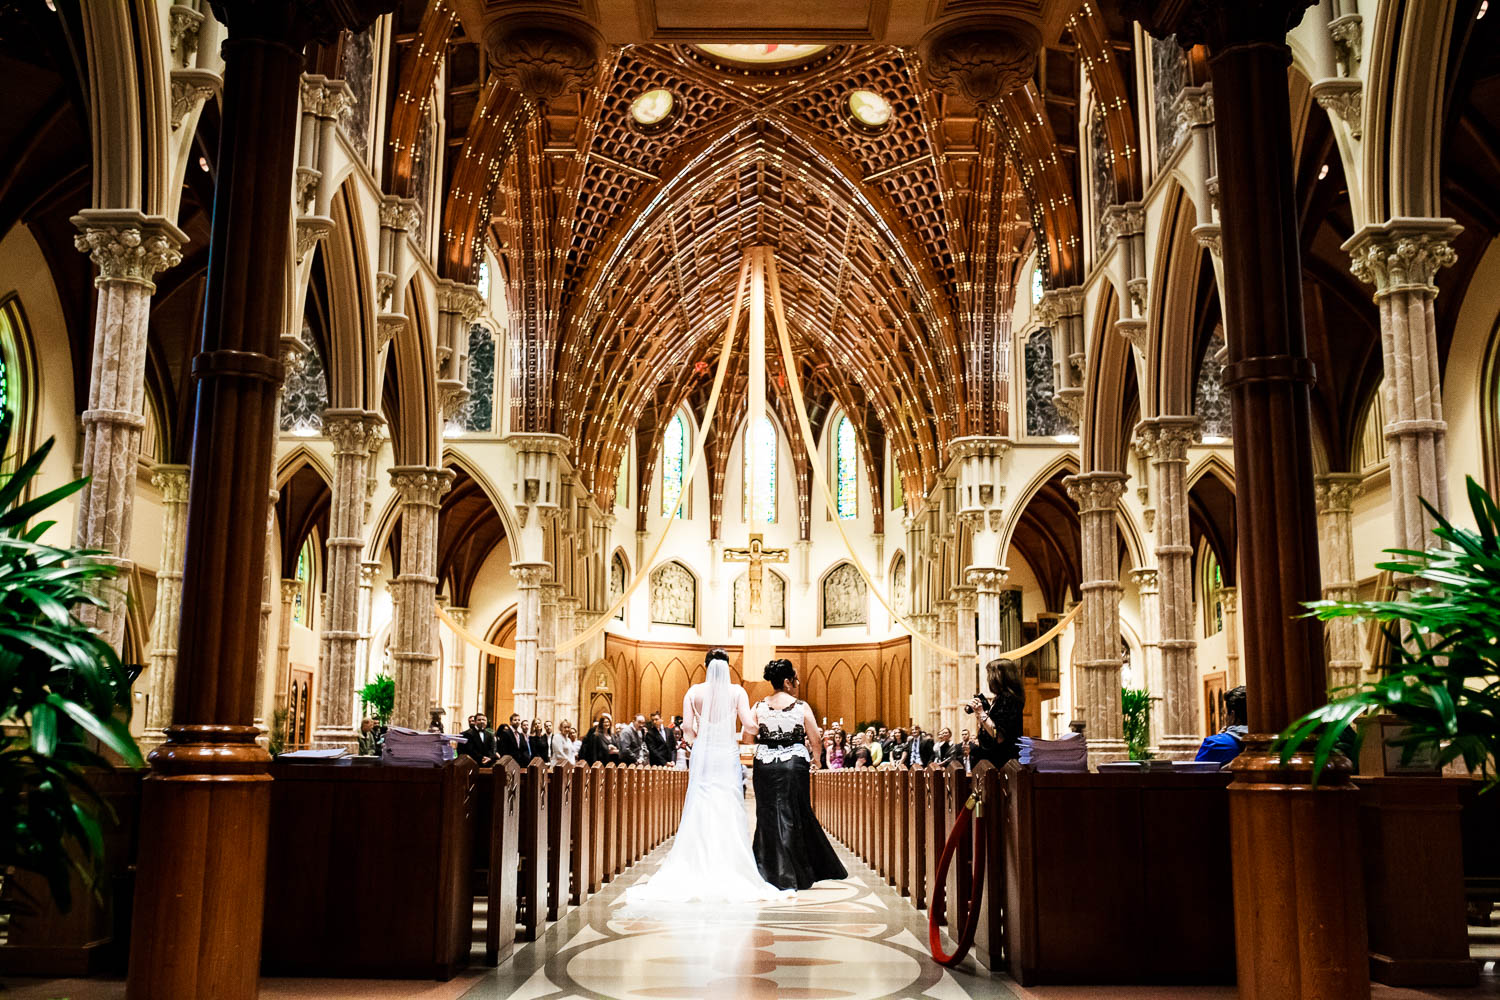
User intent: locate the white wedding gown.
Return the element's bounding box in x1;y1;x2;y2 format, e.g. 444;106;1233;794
623;660;789;904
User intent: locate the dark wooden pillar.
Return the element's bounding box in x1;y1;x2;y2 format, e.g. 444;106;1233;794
125;5;391;999
1128;3;1368;997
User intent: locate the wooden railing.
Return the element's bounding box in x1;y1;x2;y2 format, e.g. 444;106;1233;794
478;761;686;966
812;763;1006;971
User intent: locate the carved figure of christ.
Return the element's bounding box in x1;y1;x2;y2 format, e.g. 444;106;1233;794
723;533;790;620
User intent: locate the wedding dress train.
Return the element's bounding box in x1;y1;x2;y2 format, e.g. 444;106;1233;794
623;658;789;904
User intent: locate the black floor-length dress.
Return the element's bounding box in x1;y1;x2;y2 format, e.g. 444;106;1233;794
750;699;847;890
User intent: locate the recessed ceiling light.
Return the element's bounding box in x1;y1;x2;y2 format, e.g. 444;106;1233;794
629;89;677;132
1478;0;1488;19
1318;163;1330;180
199;155;211;173
847;89;893;134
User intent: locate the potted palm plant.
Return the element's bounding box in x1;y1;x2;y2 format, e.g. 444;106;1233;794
0;410;145;914
1277;476;1499;786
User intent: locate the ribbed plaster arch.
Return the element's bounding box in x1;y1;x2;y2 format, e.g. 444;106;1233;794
1081;285;1135;473
997;452;1081;570
381;281;440;467
275;444;335;490
319;184;377;409
1148;184;1208;417
443;445;526;562
78;2;168;215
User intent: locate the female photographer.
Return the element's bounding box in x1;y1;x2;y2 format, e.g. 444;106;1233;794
966;657;1025;769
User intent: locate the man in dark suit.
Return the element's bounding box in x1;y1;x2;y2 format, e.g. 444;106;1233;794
495;711;532;767
644;710;677;766
460;712;498;766
905;724;936;768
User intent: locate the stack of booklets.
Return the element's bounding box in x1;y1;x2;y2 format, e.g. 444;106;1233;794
382;726;466;766
1019;733;1088;772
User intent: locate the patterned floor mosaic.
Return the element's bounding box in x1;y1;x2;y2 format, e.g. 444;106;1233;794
458;837;1001;1000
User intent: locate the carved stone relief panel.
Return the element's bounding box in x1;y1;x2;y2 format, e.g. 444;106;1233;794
732;569;787;628
650;560;696;627
822;562;868;628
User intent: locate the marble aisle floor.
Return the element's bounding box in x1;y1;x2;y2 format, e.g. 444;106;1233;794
458;836;999;1000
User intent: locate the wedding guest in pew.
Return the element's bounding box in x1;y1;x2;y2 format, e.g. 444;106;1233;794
357;717;381;756
552;720;579;764
1195;685;1248;766
529;720;550;762
498;713;533;767
644;710;677;766
461;713;499;766
579;713;622;764
932;727;955;764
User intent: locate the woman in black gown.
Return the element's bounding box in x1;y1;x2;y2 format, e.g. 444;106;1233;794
748;659;847;890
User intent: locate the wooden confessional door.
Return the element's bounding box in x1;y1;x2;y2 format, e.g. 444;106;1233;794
1202;672;1227;735
288;668;315;749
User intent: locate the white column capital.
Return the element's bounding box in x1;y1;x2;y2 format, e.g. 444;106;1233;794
389;466;454;507
1344;217;1462;297
72;209;187;289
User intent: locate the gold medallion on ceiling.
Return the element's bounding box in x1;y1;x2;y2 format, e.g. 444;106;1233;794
916;19;1040;110
484;13;606;105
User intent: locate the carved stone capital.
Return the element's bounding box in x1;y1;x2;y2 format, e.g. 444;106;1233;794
485;14;604;105
1314;472;1363;515
1329;14;1363;77
1130;567;1160;592
280;578;304;604
1192;223;1222;258
379;196;422;234
1037;285;1085;324
1052;387;1084;424
322;409;384;457
438;280;485;323
1117;317;1148;354
966;566;1009;591
151;464;192;504
1344;218;1463;296
439;381;472;422
1173;84;1214;129
1135;416;1199;463
1311;78;1363;140
1102;203;1146;241
389;466;454;507
300;73;354;119
918;19;1040;109
511;562;552;587
377;312;406;350
295;215;333;263
72;210;187;288
170;69;220;130
169;4;205;65
1064;471;1129;513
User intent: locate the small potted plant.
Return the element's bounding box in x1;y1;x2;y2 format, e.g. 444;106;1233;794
1122;687;1154;761
1277;476;1499;786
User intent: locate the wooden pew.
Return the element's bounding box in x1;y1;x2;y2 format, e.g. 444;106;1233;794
603;763;619;880
547;764;572;921
971;762;1005;972
569;764;592;907
517;760;549;941
485;760;521;966
892;768;910;895
908;769;927;908
588;762;605;894
924;767;945;921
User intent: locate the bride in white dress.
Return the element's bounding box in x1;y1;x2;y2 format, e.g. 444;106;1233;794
624;649;788;904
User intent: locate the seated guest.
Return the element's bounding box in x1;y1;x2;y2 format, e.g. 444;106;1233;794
968;657;1025;769
529;720;549;761
644;709;677;766
850;733;874;769
827;731;845;769
496;712;532;767
357;717;381;756
932;726;955;764
579;713;623;763
886;728;908;767
864;727;884;766
1196;685;1249;766
460;712;498;766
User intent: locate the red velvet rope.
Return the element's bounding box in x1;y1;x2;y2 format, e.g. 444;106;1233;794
928;793;987;967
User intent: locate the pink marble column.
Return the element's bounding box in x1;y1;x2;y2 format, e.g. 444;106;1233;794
388;466;453;730
1314;473;1364;692
145;465;190;733
71;210;186;649
1065;471;1128;750
511;563;549;718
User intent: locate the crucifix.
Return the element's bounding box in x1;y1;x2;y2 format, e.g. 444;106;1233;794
723;533;789;621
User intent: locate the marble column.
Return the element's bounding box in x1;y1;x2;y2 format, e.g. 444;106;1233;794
1315;473;1364;692
445;606;469;720
315;410;383;745
954;585;976;730
538;581;561;723
968;567;1008;687
511;563;549;718
1130;567;1162;745
909;611;936;727
126;8;388;997
145;465;190;733
936;599;958;736
70;211;186;650
1065;472;1128;750
388;467;453;730
1135;6;1366;996
557;595;579;726
1221;587;1242;687
1138;416;1201;757
356;559;380;692
1344;219;1461;558
274;579;301;716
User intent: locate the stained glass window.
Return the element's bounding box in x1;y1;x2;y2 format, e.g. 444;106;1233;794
476;259;490;302
1201;548;1224;637
462;324;495;433
292;538;314;626
742;416;776;522
890;455;903;510
0;298;33;470
661;412;687;517
1032;266;1045;305
835;415;857;519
